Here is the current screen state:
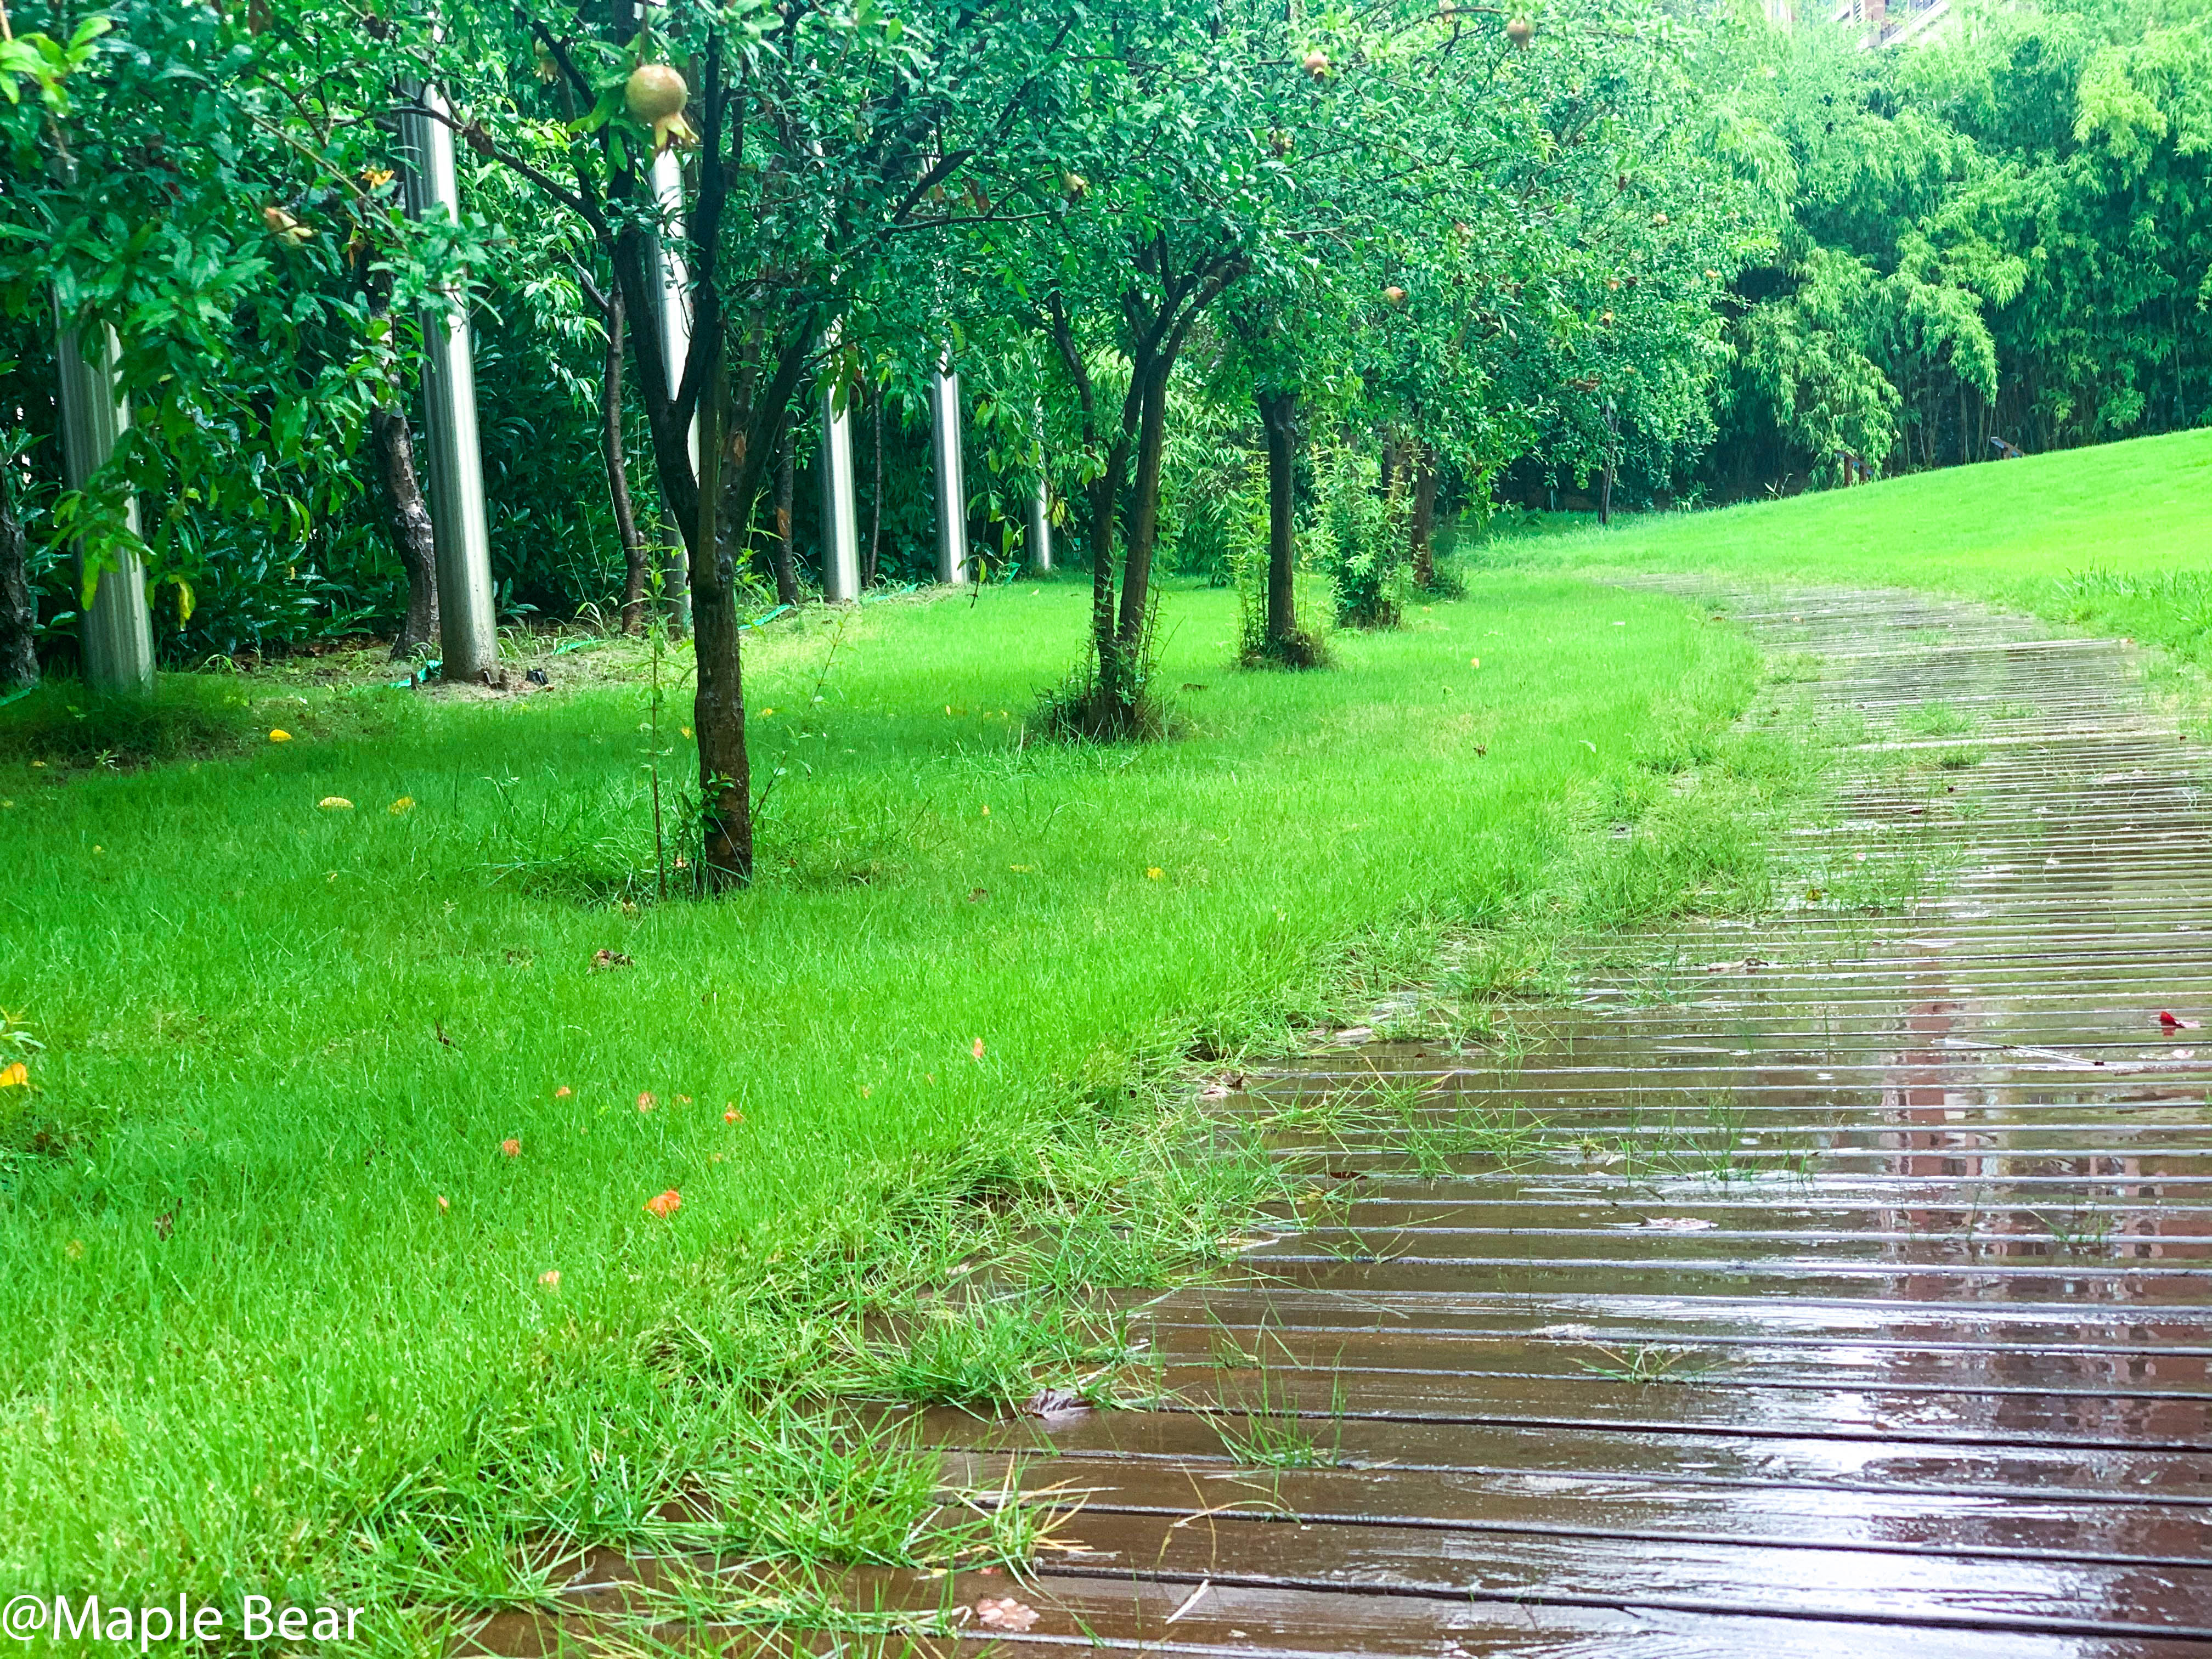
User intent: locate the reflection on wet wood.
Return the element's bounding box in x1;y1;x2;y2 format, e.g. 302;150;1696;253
976;590;2212;1652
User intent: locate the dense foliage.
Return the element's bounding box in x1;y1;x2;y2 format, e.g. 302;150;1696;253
1702;0;2212;495
2;0;2205;690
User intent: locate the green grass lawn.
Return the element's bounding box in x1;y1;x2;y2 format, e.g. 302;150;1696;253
1473;426;2212;680
0;573;1759;1637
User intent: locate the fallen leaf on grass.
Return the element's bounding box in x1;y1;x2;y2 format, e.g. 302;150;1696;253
967;887;989;902
645;1189;681;1218
974;1598;1039;1632
500;1138;521;1158
590;950;634;971
154;1211;174;1240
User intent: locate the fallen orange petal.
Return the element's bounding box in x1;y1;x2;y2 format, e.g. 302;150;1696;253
645;1189;682;1218
538;1269;561;1288
554;1085;573;1099
501;1138;521;1157
0;1062;26;1089
971;1038;986;1060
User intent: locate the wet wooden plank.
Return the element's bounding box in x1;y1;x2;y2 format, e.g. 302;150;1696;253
929;1401;2212;1499
1116;1327;2212;1397
1025;1508;2212;1638
939;1452;2212;1565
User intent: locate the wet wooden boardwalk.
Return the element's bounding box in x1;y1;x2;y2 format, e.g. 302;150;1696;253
477;590;2212;1656
926;591;2212;1655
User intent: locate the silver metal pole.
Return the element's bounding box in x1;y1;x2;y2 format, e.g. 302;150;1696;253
398;84;499;683
1029;477;1052;573
649;150;699;475
1028;406;1053;573
648;149;698;630
930;353;968;586
818;374;861;601
52;313;152;693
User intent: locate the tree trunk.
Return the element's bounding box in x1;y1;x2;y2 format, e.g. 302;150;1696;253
771;419;799;607
1114;357;1171;654
372;403;441;660
0;473;35;692
1257;388;1297;649
601;289;650;633
1409;447;1440;588
690;349;752;890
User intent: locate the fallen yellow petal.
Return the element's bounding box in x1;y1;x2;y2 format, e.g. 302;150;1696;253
319;797;354;810
269;730;292;742
1146;867;1164;881
389;795;415;815
0;1062;27;1088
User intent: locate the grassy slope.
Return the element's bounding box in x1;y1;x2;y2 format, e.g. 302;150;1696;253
0;574;1753;1615
1489;427;2212;675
